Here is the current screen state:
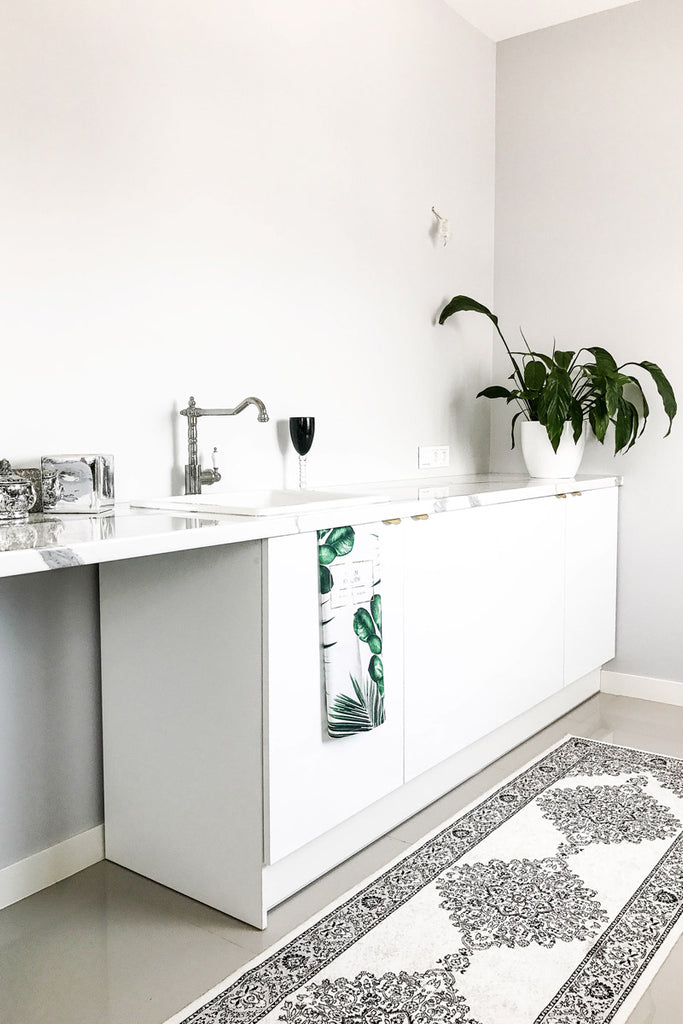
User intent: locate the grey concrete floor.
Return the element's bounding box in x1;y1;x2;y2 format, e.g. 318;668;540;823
1;692;682;1023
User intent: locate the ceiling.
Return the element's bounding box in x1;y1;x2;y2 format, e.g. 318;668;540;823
443;0;642;41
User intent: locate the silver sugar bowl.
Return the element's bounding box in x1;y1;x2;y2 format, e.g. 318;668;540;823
0;459;37;522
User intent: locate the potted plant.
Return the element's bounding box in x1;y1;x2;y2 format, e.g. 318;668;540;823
438;295;677;477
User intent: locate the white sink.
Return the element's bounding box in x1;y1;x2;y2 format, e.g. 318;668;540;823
131;489;390;517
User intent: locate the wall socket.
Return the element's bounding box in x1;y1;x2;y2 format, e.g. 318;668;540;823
418;445;450;469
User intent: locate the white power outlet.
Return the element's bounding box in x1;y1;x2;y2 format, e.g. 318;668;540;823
418;445;450;469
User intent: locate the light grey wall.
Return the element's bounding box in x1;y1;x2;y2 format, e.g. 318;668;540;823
494;0;683;681
1;2;496;868
0;567;102;869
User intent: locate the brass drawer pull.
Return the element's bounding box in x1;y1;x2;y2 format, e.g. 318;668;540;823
382;518;402;525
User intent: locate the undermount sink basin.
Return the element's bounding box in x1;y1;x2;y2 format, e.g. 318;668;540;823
131;489;390;517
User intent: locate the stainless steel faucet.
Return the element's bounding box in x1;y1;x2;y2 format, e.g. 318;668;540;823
179;395;270;494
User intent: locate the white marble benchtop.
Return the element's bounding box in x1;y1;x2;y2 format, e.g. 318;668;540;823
0;473;620;580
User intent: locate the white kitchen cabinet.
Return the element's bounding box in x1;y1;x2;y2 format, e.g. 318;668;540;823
402;487;618;782
100;483;618;928
264;524;404;864
563;486;618;684
403;498;565;781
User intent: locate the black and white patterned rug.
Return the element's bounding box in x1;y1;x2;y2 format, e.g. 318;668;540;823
165;737;683;1024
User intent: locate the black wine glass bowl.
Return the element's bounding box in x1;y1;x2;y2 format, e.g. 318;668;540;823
289;417;315;457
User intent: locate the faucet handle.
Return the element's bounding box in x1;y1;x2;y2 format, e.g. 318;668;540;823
199;447;221;487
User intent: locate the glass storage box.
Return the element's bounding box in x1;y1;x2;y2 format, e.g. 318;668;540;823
41;454;115;514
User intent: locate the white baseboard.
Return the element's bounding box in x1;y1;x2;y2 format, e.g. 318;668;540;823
600;670;683;707
0;825;104;911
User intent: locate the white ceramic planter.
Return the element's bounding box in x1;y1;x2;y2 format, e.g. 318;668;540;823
520;420;586;479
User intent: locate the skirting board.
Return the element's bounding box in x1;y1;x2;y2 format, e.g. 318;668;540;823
601;670;683;707
0;825;104;912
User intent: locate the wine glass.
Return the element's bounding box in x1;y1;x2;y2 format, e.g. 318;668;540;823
289;417;315;489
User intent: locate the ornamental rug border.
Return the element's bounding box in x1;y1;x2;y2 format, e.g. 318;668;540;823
164;736;683;1024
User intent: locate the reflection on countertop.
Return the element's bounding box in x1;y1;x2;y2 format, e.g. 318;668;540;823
0;510;220;552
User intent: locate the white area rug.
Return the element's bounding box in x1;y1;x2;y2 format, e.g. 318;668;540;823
165;737;683;1023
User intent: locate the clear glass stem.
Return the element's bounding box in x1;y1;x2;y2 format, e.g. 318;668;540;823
298;454;308;490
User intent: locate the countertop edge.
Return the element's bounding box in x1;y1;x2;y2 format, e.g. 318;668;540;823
0;474;621;579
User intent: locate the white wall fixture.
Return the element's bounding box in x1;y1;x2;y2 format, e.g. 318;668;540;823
431;206;451;246
418;445;450;469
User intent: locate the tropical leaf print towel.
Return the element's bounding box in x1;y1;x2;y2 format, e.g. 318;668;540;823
318;525;385;739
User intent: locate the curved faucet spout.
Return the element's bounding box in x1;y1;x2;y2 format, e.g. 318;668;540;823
229;397;270;423
181;396;269;422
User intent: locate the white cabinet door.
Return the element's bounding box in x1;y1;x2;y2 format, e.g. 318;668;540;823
403;498;565;781
563;486;618;684
265;523;404;864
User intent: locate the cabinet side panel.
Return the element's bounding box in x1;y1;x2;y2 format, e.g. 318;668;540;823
564;486;619;683
100;543;265;928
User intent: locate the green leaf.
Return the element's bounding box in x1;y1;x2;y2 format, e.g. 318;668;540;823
605;374;622;418
624;376;649;434
476;385;515;400
625;401;640;452
553;350;575;371
353;607;375;642
536;368;572;449
570;398;584;443
524;360;547;391
367;634;382;655
326;675;385;737
370;594;382;635
586;347;618;373
319;564;333;595
614;397;635;454
632;360;677;437
326;526;355;557
589;398;610;444
318;544;337;565
368;655;384;693
438;294;498;327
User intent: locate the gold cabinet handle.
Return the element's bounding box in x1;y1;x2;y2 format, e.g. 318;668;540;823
382;518;402;525
410;514;430;521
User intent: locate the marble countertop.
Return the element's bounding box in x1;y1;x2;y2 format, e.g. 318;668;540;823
0;473;620;580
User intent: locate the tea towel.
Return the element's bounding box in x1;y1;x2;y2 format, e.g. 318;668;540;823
318;525;385;738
